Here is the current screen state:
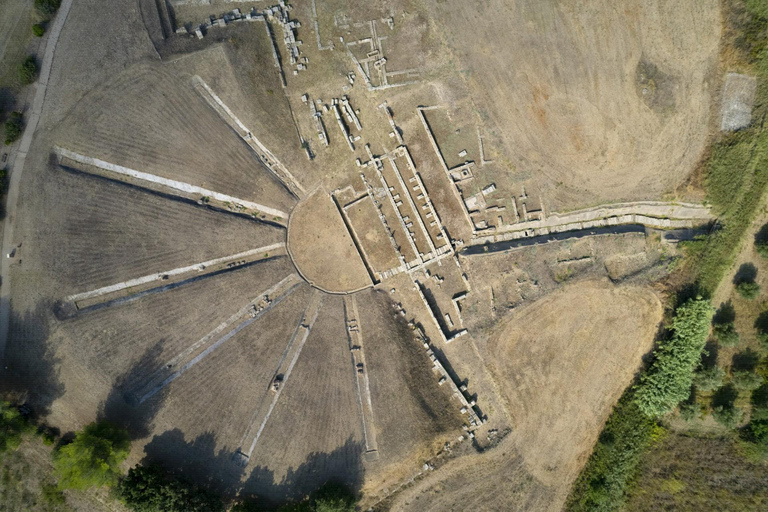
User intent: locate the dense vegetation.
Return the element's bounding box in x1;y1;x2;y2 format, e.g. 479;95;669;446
53;421;131;490
118;464;225;512
634;299;714;418
0;405;359;510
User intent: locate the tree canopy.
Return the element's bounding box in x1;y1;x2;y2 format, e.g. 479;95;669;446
53;421;130;490
118;463;224;512
634;298;714;418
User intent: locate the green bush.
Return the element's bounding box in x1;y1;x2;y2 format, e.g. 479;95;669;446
732;370;764;391
0;401;33;454
18;56;38;84
693;366;726;392
34;0;61;16
118;463;224;512
4;112;23;145
736;280;761;299
713;322;740;346
32;23;45;37
53;421;130;490
679;401;701;421
713;405;744;428
635;298;714;418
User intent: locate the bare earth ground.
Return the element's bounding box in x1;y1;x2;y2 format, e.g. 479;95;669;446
387;280;662;511
423;0;721;211
287;188;371;293
0;0;726;508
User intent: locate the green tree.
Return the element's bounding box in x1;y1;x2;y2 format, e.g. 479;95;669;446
693;366;726;392
32;23;45;37
713;322;740;346
53;421;130;490
732;370;764;392
34;0;61;16
118;463;224;512
0;401;33;454
736;280;761;299
713;405;743;428
18;56;38;84
4;112;23;145
311;483;355;512
635;298;714;418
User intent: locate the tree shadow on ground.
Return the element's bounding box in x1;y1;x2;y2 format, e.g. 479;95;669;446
713;301;736;325
0;301;65;417
755;223;768;246
141;428;364;509
674;282;708;308
754;311;768;336
98;340;168;440
700;340;719;369
734;263;758;284
241;437;364;509
733;348;760;372
712;383;739;409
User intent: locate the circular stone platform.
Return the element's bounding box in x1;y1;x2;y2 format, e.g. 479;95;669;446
287;189;372;293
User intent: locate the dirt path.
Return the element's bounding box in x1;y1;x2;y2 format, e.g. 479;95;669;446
0;0;73;359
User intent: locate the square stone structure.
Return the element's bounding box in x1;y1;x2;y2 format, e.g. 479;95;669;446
721;72;757;132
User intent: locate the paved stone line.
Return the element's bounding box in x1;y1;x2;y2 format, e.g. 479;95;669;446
65;244;285;304
237;291;324;462
387;155;437;254
0;0;74;359
133;274;302;404
471;202;714;245
191;76;306;197
235;293;312;450
55;147;289;220
344;295;379;457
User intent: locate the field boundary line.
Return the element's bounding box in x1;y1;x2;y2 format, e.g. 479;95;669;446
65;244;285;303
239;291;324;461
133;274;302;403
191;75;306;198
54;147;289;220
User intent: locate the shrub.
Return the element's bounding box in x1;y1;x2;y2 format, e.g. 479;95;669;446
752;384;768;421
53;421;130;490
118;463;224;512
679;401;701;421
34;0;61;16
732;370;764;391
713;322;740;346
713;405;744;428
0;401;33;454
736;280;761;299
635;298;714;418
18;56;38;84
756;224;768;258
745;418;768;444
4;111;23;145
693;366;726;392
32;23;45;37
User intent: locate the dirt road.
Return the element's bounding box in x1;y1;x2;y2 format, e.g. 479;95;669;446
0;0;73;359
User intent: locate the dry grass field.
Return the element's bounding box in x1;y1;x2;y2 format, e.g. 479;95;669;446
287;188;371;292
422;0;721;210
0;0;728;509
386;280;662;511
